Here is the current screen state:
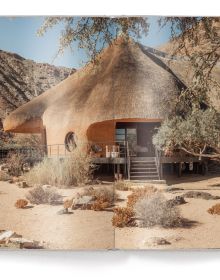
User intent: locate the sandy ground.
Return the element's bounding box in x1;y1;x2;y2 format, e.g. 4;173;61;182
0;182;114;250
115;174;220;249
2;174;220;250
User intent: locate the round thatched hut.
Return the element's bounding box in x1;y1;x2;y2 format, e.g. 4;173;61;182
3;37;185;158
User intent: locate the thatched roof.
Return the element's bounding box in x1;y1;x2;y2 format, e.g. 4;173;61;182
4;37;186;133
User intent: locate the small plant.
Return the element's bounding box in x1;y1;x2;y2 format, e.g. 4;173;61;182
26;186;62;205
112;207;135;227
135;193;182;228
208;203;220;215
114;180;130;191
15;199;28;209
127;186;157;209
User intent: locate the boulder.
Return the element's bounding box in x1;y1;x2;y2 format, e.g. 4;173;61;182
9;237;43;249
182;191;220;200
153;237;171;246
166;187;184;192
167;196;186;207
0;230;21;243
0;230;15;242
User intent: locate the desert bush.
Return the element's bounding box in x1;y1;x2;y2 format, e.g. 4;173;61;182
14;199;28;209
83;186;116;211
25;145;95;187
114;180;130;191
0;170;11;181
127;186;157;209
62;146;95;186
135;193;181;228
207;203;220;215
91;200;111;211
84;186;116;203
112;207;135;227
5;152;27;176
26;186;62;205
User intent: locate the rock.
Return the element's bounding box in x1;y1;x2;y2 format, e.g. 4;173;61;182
152;237;171;246
167;196;186;207
0;230;15;242
57;209;73;215
166;187;184;192
72;195;94;209
182;191;220;200
9;237;43;249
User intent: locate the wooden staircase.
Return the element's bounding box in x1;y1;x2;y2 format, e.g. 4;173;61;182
130;157;160;181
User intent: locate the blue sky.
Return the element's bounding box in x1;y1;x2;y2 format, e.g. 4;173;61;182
0;16;171;69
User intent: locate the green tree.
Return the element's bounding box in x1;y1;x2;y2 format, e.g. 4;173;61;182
153;107;220;159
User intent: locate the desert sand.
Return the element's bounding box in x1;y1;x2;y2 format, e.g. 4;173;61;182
0;182;114;250
2;174;220;250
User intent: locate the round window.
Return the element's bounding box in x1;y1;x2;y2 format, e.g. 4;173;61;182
65;132;77;152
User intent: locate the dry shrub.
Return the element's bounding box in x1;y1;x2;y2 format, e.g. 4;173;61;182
91;200;111;211
15;199;28;209
112;207;135;227
127;186;157;208
62;146;95;186
25;145;95;187
207;203;220;215
135;193;181;228
26;186;62;205
0;170;11;181
83;186;116;211
114;180;130;191
5;152;27;176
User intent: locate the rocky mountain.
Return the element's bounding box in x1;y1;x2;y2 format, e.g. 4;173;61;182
0;50;75;121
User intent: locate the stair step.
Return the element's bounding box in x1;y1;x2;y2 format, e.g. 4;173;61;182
131;157;156;161
130;177;160;180
130;170;158;174
131;167;157;170
131;162;156;165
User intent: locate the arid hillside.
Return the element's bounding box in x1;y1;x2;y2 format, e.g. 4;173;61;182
0;50;75;121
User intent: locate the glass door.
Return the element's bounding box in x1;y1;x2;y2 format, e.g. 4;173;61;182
115;124;137;156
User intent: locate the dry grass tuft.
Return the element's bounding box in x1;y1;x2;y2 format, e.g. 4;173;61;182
25;145;95;187
26;186;62;205
14;199;28;209
208;203;220;215
112;207;135;227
